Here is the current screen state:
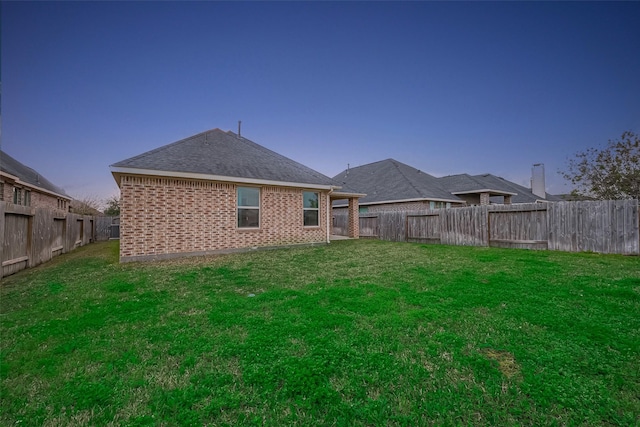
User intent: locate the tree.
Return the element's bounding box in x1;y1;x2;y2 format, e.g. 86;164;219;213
561;131;640;200
103;195;120;216
70;194;103;215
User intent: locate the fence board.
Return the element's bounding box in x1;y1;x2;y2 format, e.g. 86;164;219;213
488;203;548;249
407;213;440;243
1;202;105;279
360;216;378;237
332;200;639;255
441;206;487;246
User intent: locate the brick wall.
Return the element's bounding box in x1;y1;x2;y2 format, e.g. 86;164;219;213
0;179;67;211
119;175;329;261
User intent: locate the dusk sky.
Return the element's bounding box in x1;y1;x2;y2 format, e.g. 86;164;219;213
2;1;639;204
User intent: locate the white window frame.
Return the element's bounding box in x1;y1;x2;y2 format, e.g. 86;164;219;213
237;186;260;229
303;191;320;227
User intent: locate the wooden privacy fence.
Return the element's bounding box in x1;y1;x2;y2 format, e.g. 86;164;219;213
0;202;112;279
333;200;639;255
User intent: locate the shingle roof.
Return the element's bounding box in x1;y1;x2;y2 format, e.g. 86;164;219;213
438;173;516;195
332;159;462;205
473;173;563;203
111;128;337;187
0;150;69;197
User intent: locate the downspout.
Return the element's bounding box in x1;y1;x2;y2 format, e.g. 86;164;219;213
327;187;335;244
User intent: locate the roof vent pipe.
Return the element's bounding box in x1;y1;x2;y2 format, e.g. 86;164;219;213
238;120;241;138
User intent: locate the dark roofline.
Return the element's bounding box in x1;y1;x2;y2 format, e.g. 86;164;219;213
0;150;70;199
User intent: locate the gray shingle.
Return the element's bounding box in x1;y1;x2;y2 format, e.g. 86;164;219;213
473;173;562;203
333;159;462;205
111;128;337;187
0;150;69;197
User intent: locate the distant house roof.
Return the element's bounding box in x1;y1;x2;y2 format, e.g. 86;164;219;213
438;173;517;197
333;159;463;206
471;173;563;203
0;150;70;198
111;128;339;189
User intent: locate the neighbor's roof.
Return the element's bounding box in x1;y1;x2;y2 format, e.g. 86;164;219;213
0;150;70;198
438;173;517;196
111;128;338;189
474;173;563;203
333;159;463;206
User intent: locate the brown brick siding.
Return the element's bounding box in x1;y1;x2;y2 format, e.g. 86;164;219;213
0;179;67;211
119;175;328;260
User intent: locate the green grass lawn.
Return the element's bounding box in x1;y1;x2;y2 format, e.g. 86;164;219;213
1;240;639;426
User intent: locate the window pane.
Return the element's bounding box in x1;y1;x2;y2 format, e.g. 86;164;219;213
238;208;259;228
303;192;318;208
238;187;260;207
304;210;319;226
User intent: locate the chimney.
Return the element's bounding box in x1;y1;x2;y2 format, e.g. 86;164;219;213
531;163;546;199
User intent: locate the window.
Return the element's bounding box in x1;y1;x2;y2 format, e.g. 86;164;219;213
303;191;319;227
0;182;3;201
359;206;368;214
24;190;31;206
237;187;260;228
13;188;21;205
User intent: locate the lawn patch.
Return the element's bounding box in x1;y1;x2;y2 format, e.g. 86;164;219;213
1;240;639;426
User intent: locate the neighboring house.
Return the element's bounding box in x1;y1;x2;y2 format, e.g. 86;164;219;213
333;158;560;211
468;173;563;204
0;150;71;211
110;128;362;262
332;159;465;213
438;173;519;206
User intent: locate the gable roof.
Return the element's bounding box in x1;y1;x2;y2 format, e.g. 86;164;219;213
111;128;338;189
333;159;462;206
0;150;70;198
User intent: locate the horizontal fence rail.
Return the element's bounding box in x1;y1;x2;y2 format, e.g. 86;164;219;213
333;200;639;255
0;202;113;279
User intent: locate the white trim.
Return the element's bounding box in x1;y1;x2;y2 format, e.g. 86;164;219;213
237;186;261;229
110;166;337;191
330;190;367;199
302;191;320;227
1;171;71;200
451;189;518;196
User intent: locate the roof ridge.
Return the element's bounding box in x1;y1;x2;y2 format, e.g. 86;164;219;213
390;159;425;197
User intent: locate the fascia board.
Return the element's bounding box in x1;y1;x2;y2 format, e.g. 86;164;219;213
335;196;463;206
451;189;518;196
0;171;71;200
110;166;337;191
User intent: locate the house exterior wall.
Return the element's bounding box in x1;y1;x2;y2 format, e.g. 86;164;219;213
119;175;329;261
0;177;68;211
454;194;482;206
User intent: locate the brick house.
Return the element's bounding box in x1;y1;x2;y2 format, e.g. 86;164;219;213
110;128;363;262
332;159;465;213
0;150;71;211
333;158;561;213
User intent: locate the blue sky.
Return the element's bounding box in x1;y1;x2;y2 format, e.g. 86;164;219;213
2;1;639;203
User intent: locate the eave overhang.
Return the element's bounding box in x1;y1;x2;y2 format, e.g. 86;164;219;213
110;166;338;191
451;189;517;197
334;196;463;207
0;170;71;201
